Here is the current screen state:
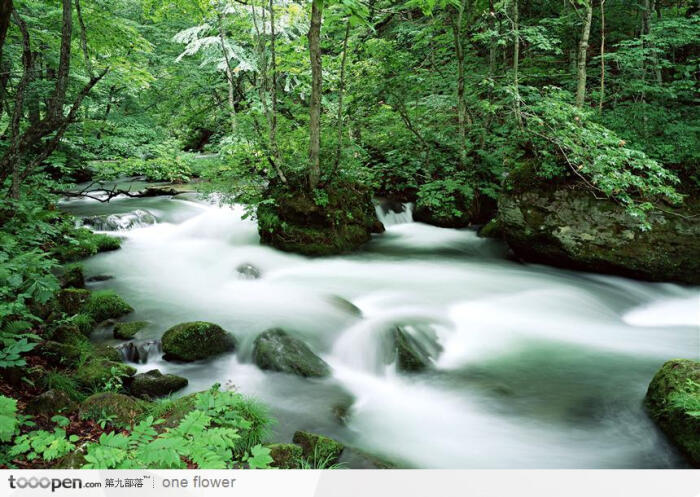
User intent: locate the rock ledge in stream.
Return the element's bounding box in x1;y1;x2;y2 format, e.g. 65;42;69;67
253;329;330;378
645;359;700;466
499;180;700;284
130;369;188;399
257;182;384;256
162;321;236;362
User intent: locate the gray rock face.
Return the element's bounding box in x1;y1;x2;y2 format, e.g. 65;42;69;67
499;186;700;284
236;263;261;279
253;329;330;378
83;209;156;231
130;369;188;399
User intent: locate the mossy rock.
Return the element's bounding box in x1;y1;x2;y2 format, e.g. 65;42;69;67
478;218;502;238
36;341;83;367
60;264;85;289
54;228;121;263
268;443;303;469
26;389;77;417
113;321;148;340
94;234;122;252
162;321;236;362
645;359;700;466
50;322;88;346
83;291;134;322
71;313;97;336
93;344;123;362
74;358;136;391
130;369;188;399
253;329;330;378
257;181;384;256
338;447;397;469
79;392;147;427
57;288;90;316
392;326;433;373
292;431;344;465
155;393;198;428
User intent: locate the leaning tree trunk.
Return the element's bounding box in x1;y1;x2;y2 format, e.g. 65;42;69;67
216;13;237;134
575;1;593;108
307;0;323;191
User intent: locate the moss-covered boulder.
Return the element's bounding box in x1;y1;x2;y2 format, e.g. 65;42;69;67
162;321;236;362
94;234;122;252
93;344;123;362
74;358;136;391
83;291;134;322
292;431;344;465
477;218;502;238
72;313;97;336
79;392;147;427
130;369;188;399
57;288;90;316
36;341;82;367
26;389;77;417
257;182;384;256
60;264;85;289
268;443;303;469
645;359;700;466
414;191;497;228
113;321;148;340
54;228;122;263
253;329;330;378
499;174;700;284
50;322;88;346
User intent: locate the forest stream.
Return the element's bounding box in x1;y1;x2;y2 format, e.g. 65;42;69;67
59;180;699;469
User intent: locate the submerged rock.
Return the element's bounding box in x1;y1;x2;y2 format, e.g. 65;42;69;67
82;209;156;231
162;321;236;362
86;274;114;283
258;181;384;256
253;329;330;378
236;263;261;279
113;321;148;340
499;178;700;284
292;431;344;465
130;369;188;399
645;359;700;466
390;325;443;373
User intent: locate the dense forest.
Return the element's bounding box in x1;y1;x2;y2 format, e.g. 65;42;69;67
0;0;698;469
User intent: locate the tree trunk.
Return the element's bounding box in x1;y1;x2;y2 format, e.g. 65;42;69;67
216;14;237;134
307;0;323;191
330;20;350;180
0;0;12;60
452;0;470;168
575;1;593;108
488;0;496;79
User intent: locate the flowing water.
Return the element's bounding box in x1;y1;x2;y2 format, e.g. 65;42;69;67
60;183;700;469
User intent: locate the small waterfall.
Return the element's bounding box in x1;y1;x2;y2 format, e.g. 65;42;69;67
116;340;162;364
83;209;157;231
375;200;413;227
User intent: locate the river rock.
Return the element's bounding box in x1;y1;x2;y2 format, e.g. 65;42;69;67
130;369;188;399
162;321;236;362
86;274;114;283
391;325;441;373
499;180;700;284
59;264;85;289
83;291;134;322
82;209;156;231
57;288;90;316
236;263;261;279
253;329;330;378
257;181;384;256
113;321;148;340
268;443;303;469
645;359;700;466
292;431;344;465
74;358;136;391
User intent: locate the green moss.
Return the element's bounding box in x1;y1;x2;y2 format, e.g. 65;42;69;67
130;369;188;399
79;392;147;427
645;359;700;466
74;358;136;391
83;290;134;322
57;288;90;316
268;443;303;469
292;431;345;465
61;264;85;288
478;218;502;238
26;389;77;416
113;321;148;340
161;321;236;362
36;341;83;368
50;322;89;346
71;313;97;336
94;234;122;252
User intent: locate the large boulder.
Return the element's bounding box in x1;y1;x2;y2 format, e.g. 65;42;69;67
645;360;700;466
130;369;188;399
499;180;700;284
253;329;330;378
162;321;236;362
26;389;77;417
257;182;384;256
79;392;147;427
